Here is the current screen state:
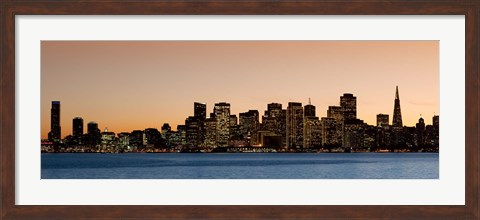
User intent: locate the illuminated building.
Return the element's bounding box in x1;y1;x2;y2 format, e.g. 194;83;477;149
161;123;172;146
214;102;230;147
376;114;389;127
321;117;337;147
304;99;316;117
327;106;344;146
286;102;303;148
186;116;202;147
303;116;322;148
343;119;365;149
340;93;356;120
204;117;217;148
117;132;130;150
100;127;116;150
239;110;260;146
194;102;207;120
262;103;286;145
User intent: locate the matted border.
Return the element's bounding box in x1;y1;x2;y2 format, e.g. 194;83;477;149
1;1;478;219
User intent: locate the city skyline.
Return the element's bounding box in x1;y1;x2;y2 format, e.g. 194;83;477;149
42;92;439;140
41;41;439;139
42;86;440;153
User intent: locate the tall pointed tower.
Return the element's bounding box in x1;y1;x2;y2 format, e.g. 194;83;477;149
392;86;403;127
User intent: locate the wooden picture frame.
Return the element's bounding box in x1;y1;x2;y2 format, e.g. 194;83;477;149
1;1;478;219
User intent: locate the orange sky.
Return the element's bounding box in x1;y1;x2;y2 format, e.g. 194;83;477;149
41;41;439;139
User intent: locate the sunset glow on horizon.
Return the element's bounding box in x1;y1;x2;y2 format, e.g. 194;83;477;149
41;41;439;139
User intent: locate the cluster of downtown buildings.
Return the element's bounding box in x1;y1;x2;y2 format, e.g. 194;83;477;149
42;87;439;153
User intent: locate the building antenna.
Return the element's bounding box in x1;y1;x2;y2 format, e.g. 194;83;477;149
308;98;311;105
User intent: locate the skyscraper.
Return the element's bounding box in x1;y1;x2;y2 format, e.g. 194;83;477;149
432;115;439;146
304;99;316;117
239;110;260;146
303;116;322;148
86;121;101;147
214;102;230;147
303;100;321;148
415;117;425;147
327;106;344;146
72;117;83;144
286;102;303;148
185;116;201;147
194;102;207;120
392;86;403;127
229;115;238;127
340;94;356;120
204;117;217;148
343;119;365;149
262;103;286;145
376;114;389;127
48;101;61;143
161;123;172;146
72;117;83;137
185;102;207;148
321;117;337;147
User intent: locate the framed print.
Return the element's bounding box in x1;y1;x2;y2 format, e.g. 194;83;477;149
1;1;479;219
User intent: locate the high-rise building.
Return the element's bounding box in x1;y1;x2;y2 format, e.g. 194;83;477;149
144;128;162;147
72;117;84;137
176;125;186;146
117;132;130;150
432;115;439;146
204;117;217;148
49;101;61;143
415;117;425;147
186;116;202;147
239;110;260;146
86;121;101;147
327;106;344;146
229;115;238;127
327;106;343;120
87;121;99;134
100;127;116;151
321;117;338;147
303;100;321;148
194;102;207;120
303;116;322;148
304;99;316;117
392;86;403;127
343;119;365;149
228;114;239;139
340;94;356;120
72;117;84;145
185;102;207;148
161;123;172;146
214;102;230;147
262;103;286;145
286;102;303;148
376;114;389;127
433;115;439;128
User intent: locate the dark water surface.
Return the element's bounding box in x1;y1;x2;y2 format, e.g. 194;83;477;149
41;153;439;179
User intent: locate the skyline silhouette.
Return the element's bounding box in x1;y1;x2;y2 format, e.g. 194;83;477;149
41;41;439;138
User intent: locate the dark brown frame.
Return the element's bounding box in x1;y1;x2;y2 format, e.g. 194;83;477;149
1;1;478;219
